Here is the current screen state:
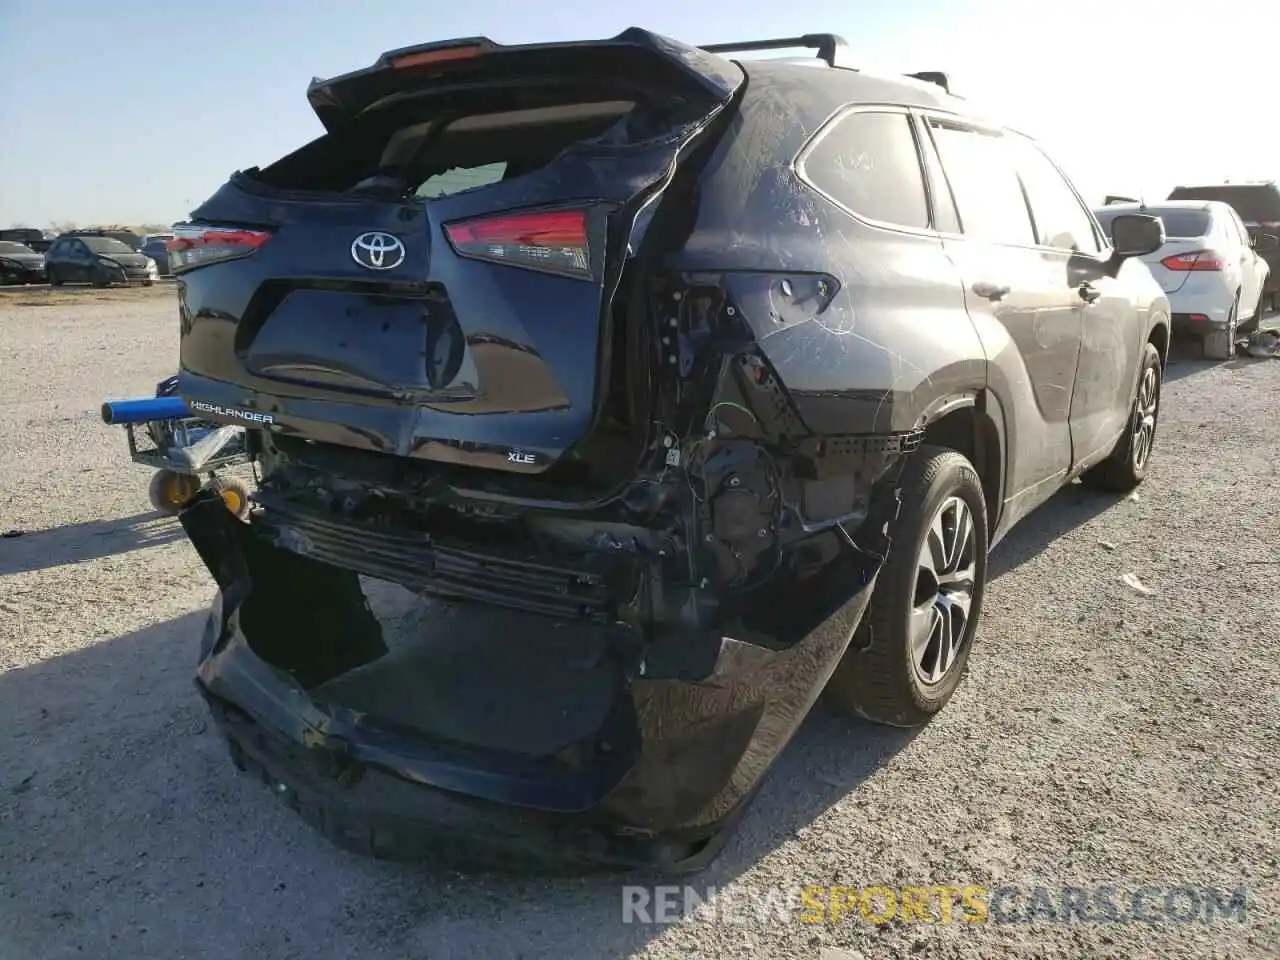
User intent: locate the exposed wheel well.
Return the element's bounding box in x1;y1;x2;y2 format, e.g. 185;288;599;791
920;404;1002;536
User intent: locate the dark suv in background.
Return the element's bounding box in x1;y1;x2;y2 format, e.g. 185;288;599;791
1167;181;1280;311
0;228;53;254
171;28;1170;871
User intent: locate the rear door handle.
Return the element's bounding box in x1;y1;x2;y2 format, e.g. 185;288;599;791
1078;282;1102;304
972;281;1011;302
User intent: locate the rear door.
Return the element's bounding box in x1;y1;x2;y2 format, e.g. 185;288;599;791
920;114;1083;518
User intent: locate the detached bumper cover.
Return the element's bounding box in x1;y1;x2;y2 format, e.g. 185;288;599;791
180;494;882;871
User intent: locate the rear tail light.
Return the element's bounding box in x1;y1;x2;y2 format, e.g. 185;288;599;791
1160;250;1224;271
166;224;272;274
444;208;592;280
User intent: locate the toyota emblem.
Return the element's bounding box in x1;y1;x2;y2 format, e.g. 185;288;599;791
350;232;406;271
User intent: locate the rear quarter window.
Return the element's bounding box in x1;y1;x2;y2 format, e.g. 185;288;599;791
799;110;930;229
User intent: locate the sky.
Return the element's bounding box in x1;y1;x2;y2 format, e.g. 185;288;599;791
1;0;1275;228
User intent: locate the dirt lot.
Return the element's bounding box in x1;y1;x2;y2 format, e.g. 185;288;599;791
1;285;1277;960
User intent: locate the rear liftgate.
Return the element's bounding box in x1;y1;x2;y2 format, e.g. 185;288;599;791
178;29;916;871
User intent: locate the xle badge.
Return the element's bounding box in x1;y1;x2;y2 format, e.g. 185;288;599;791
507;450;537;465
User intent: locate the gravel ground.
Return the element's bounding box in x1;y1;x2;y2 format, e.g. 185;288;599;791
1;286;1277;960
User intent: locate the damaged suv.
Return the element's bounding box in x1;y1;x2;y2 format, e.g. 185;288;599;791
172;29;1171;871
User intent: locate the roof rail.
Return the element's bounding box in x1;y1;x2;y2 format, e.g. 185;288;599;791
905;71;952;93
700;34;849;68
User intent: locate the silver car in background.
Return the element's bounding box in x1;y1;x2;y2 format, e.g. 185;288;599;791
1094;201;1275;359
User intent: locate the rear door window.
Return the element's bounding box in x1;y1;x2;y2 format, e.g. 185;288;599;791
1227;209;1251;246
926;119;1036;247
1008;138;1101;254
799;110;930;229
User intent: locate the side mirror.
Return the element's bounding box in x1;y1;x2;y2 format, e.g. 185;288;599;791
1252;233;1279;252
1109;214;1165;258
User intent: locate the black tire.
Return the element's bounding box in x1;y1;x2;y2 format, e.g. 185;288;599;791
92;270;110;289
148;469;200;515
210;475;252;521
46;266;61;287
1202;295;1239;360
825;446;988;727
1081;340;1163;493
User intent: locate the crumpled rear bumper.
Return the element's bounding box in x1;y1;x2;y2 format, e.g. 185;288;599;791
180;493;882;872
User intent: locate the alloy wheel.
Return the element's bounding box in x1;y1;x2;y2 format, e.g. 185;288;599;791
910;496;977;686
1132;365;1159;471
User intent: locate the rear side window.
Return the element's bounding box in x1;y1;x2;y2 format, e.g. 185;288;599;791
800;110;930;229
1224;208;1251;245
1008;138;1101;254
927;120;1035;247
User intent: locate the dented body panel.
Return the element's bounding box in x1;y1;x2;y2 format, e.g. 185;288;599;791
183;493;883;868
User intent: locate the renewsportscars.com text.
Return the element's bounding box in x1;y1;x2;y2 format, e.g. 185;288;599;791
621;884;1250;926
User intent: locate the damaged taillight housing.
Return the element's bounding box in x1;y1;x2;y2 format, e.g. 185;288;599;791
167;224;273;275
443;208;593;280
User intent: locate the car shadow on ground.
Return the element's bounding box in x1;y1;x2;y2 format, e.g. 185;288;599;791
0;480;1140;957
0;511;184;576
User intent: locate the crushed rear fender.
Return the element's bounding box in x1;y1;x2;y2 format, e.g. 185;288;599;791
180;492;885;872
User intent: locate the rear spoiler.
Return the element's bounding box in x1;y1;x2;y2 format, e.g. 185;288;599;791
698;33;955;94
306;28;744;132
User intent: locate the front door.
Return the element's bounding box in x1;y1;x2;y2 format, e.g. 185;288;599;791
1005;135;1142;470
920;115;1084;522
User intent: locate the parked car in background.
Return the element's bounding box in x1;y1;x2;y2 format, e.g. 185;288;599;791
138;233;174;275
0;241;47;284
172;27;1172;871
44;234;157;287
0;228;54;254
1094;201;1274;359
59;227;143;250
1165;182;1280;313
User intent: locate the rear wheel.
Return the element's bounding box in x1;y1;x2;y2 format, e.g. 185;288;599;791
825;446;988;727
1203;295;1239;360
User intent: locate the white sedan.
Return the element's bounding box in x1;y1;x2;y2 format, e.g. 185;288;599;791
1094;200;1275;359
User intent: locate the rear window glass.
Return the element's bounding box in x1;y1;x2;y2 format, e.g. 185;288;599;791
415;162;508;199
257;99;639;196
1166;186;1280;221
80;237;134;254
801;111;930;229
1095;208;1210;239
